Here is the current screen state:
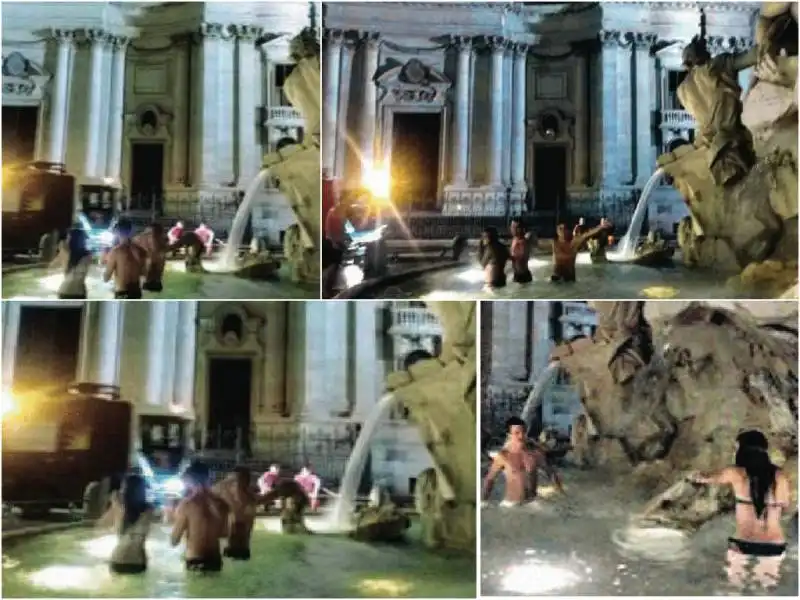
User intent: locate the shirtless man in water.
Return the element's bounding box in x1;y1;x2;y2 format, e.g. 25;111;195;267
104;218;147;298
552;220;612;283
212;466;258;560
171;462;230;572
134;222;168;292
483;417;564;506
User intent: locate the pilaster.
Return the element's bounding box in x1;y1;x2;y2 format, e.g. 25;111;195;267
359;31;381;176
634;32;658;186
322;29;344;174
46;29;76;166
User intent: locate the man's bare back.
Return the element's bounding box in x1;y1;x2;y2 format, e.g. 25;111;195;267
170;489;230;569
212;473;258;559
133;226;168;292
104;241;147;298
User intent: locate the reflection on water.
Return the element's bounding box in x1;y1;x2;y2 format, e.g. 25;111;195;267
3;517;475;598
1;262;316;300
481;469;798;596
366;257;775;300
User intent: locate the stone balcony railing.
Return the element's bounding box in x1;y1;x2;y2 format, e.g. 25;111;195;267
659;109;697;130
388;306;443;337
264;105;304;126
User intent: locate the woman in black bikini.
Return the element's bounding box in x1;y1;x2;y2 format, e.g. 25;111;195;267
97;474;154;574
688;430;791;591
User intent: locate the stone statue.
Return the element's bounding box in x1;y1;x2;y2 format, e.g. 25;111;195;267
657;4;798;292
551;301;798;530
258;27;320;285
351;485;410;543
384;302;476;552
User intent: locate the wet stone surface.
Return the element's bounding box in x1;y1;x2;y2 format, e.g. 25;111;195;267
481;467;798;596
2;518;475;598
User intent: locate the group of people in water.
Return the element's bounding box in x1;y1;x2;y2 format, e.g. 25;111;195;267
483;419;792;590
53;218;215;300
477;217;614;290
98;461;320;575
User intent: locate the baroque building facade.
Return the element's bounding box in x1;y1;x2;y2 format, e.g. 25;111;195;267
323;1;756;232
1;2;315;243
1;300;442;495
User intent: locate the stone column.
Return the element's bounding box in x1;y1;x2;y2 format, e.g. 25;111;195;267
360;32;381;176
83;30;108;177
217;25;236;184
573;48;588;186
262;303;287;416
46;29;76;166
146;303;167;406
170;34;191;185
334;37;356;181
616;32;634;184
502;46;513;187
96;302;124;386
235;25;263;187
2;302;22;390
322;30;343;175
192;23;223;187
106;36;128;183
450;36;472;186
634;33;657;185
302;303;348;417
353;303;379;420
173;301;198;413
599;30;619;185
160;303;179;408
488;37;506;187
511;43;528;189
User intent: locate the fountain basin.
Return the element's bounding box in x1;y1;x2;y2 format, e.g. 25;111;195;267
2;518;475;598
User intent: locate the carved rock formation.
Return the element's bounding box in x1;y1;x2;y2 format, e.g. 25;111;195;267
351;502;411;543
263;28;320;285
384;301;476;552
658;4;798;295
551;301;798;531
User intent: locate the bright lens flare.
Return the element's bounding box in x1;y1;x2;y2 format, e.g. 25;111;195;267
362;166;390;200
28;565;109;591
2;390;17;416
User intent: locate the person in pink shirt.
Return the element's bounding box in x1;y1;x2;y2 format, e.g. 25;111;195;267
294;466;321;512
167;221;184;246
193;222;215;256
258;465;280;496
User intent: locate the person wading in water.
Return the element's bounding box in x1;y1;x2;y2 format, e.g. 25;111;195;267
688;430;791;591
97;474;155;574
482;417;565;507
551;220;613;283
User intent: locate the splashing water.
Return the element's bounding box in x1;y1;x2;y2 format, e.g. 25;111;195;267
219;169;271;270
520;362;561;432
609;167;665;261
611;526;691;563
329;393;397;530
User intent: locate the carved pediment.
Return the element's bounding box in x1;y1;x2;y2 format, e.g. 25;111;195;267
125;103;174;138
2;52;51;105
526;108;575;142
376;59;452;106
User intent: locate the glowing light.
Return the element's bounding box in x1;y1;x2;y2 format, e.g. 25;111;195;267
640;286;679;299
102;177;115;186
456;267;486;284
2;390;17;416
28;565;109;591
40;272;66;293
501;561;582;594
81;535;119;560
356;577;413;596
162;477;184;495
342;264;365;289
362;166;390;200
99;230;114;245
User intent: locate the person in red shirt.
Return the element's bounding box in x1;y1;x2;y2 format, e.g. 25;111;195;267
322;202;352;298
167;221;184;246
193;222;214;256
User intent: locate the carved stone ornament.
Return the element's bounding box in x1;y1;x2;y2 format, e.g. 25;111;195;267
128;104;173;137
2;52;50;104
3;52;29;77
377;59;452;106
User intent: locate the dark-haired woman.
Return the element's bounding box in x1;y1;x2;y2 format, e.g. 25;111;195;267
688;430;791;590
56;227;93;299
97;474;154;574
478;227;509;289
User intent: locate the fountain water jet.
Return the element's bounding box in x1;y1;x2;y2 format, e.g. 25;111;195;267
329;393;397;530
219;170;271;271
609;167;665;261
519;362;561;433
